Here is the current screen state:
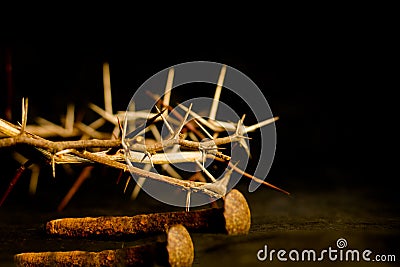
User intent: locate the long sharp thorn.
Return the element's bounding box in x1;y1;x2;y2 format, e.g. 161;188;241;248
235;114;246;136
149;124;161;142
236;115;251;157
216;161;238;195
57;166;93;212
178;104;217;131
131;164;152;200
0;160;33;207
125;108;166;139
117;117;123;134
89;103;117;125
245;116;279;133
28;164;40;196
103;62;113;114
198;162;236;197
140;153;147;162
202;150;206;169
228;161;290;195
195;160;217;183
127;101;136;132
116;170;124;185
21;98;28;134
148;153;155;168
163;68;174;114
65;103;74;133
142;107;167;126
155;106;174;135
209;64;226;121
121;115;129;151
52;155;56;178
186;190;191;212
141;152;154;168
123;176;131;194
174;103;192;139
194;119;214;140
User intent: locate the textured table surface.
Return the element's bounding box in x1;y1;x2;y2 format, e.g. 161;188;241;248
0;180;398;267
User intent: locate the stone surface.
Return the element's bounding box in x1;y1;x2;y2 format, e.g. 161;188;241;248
0;181;398;267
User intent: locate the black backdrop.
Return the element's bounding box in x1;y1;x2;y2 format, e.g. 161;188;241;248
0;43;396;210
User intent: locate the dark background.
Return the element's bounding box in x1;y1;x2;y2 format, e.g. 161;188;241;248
0;40;397;266
0;43;394;197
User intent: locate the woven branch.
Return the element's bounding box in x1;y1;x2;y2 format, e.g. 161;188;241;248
0;113;237;199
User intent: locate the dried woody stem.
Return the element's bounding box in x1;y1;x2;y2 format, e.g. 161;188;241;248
0;63;288;208
0;99;246;200
4;63;287;266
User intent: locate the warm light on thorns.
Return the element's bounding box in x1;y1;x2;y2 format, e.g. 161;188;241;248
0;63;289;210
65;104;75;133
103;62;113;114
163;68;174;114
209;64;226;121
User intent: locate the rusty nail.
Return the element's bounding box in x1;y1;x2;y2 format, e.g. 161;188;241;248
15;224;194;267
46;189;251;238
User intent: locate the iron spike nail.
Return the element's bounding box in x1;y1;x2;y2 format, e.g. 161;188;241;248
46;189;251;237
15;224;194;267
